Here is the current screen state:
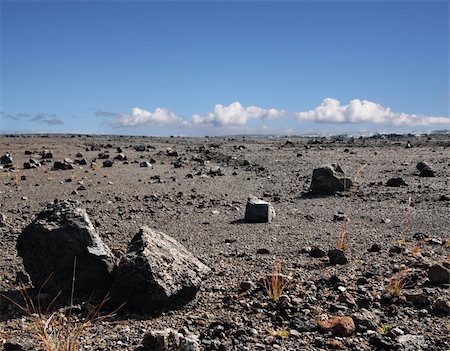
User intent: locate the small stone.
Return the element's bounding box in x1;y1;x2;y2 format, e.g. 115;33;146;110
416;161;435;177
328;249;348;265
317;316;355;336
310;247;327;258
428;263;450;285
368;243;381;252
140;161;153;168
244;196;276;223
256;248;270;255
386;177;407;187
102;160;113;167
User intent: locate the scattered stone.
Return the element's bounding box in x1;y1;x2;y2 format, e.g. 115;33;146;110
310;164;352;194
416;161;435;177
41;150;53;159
142;328;200;351
134;145;146;152
208;167;223;176
381;218;391;224
53;160;74;170
111;226;210;311
397;334;427;351
102;160;113;167
317;316;355;336
114;153;127;161
328;249;348;265
386;177;407;187
333;212;348;222
16;200;117;299
432;297;450;315
368;243;381;252
256;248;270;255
166;149;178;157
309;247;327;258
428;263;450;285
0;153;13;164
140;161;153;168
244;196;276;223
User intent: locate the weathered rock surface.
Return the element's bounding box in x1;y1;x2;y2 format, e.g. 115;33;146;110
16;200;117;299
0;153;13;164
428;262;450;285
142;328;200;351
310;164;352;193
416;161;435;177
328;249;348;265
244;196;276;223
386;177;407;187
317;316;355;336
111;226;211;311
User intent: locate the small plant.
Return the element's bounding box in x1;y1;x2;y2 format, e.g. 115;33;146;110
263;262;290;302
268;327;289;340
336;229;348;251
377;323;390;335
386;268;408;297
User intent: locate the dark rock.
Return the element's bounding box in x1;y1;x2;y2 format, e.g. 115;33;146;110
0;153;13;164
310;164;352;194
3;342;25;351
102;160;113;167
16;200;117;299
53;160;74;170
309;247;327;258
208;167;223;176
368;243;381;252
142;328;200;351
244;196;275;223
317;316;355;336
428;263;450;285
328;249;348;265
41;150;53;159
416;161;435;177
114;153;127;161
140;161;153;168
256;248;270;255
432;297;450;315
386;177;407;187
111;226;210;312
134;145;146;152
166;149;178;157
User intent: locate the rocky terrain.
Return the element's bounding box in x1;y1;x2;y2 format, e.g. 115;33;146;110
0;133;449;351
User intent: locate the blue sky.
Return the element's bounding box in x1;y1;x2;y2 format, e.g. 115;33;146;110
1;0;449;136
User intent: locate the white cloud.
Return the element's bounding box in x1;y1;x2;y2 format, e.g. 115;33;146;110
111;107;183;128
191;102;286;127
296;98;450;126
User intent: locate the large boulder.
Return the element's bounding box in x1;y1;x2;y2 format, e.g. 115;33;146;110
111;226;210;312
16;200;117;299
310;164;352;194
244;196;276;223
416;161;435;177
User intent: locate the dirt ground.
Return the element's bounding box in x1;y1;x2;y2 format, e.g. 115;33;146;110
1;133;449;350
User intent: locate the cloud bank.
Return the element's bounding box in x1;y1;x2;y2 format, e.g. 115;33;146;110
191;102;286;127
3;112;63;125
296;98;450;127
110;107;184;128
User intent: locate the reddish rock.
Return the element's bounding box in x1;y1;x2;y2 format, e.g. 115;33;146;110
317;316;355;337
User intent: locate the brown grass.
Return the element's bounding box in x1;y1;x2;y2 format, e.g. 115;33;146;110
263;262;290;302
386;267;408;297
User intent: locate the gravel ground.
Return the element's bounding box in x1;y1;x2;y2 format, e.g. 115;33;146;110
1;133;449;351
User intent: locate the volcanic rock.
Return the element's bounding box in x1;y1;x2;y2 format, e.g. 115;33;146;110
16;200;116;299
328;249;348;265
53;159;74;170
0;153;13;164
416;161;435;177
244;196;275;223
386;177;407;187
102;159;113;167
310;164;352;194
428;263;450;285
110;226;211;312
142;328;200;351
317;316;355;336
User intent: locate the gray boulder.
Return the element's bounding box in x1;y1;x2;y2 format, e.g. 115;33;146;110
244;196;276;223
16;200;117;299
310;164;352;194
416;161;435;177
0;153;13;164
111;226;210;311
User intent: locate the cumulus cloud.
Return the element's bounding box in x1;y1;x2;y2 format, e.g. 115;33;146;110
296;98;450;126
111;107;183;128
191;102;286;127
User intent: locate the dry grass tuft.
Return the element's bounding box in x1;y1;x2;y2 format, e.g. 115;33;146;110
268;327;289;340
263;262;291;302
386;267;408;297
